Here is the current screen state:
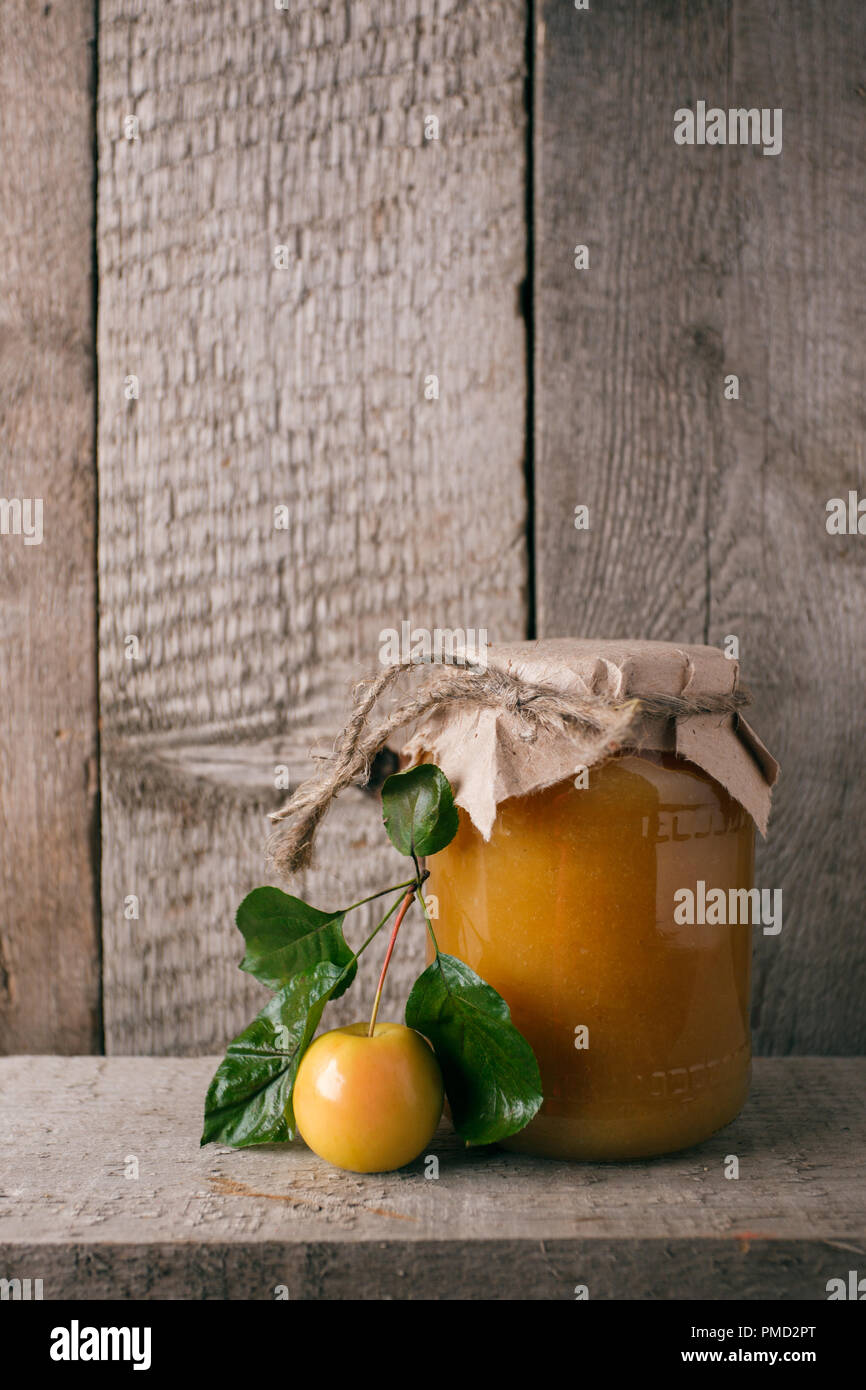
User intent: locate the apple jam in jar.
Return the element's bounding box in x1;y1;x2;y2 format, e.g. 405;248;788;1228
405;639;777;1162
425;751;755;1159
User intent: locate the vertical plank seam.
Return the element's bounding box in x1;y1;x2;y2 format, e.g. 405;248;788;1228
90;0;105;1053
524;0;537;640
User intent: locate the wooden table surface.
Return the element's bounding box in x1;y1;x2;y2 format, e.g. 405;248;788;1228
1;1057;863;1300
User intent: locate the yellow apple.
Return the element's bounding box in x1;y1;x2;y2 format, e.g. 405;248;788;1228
293;1022;444;1173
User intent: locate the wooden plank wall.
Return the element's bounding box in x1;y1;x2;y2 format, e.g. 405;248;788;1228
96;1;529;1052
3;1;863;1059
0;1;101;1053
534;0;866;1053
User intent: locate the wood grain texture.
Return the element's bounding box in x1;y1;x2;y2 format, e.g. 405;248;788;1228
96;1;529;1051
711;0;866;1056
0;2;101;1052
534;0;866;1053
1;1056;863;1298
534;0;732;643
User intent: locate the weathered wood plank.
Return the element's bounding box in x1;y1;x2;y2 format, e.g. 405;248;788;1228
534;0;866;1053
712;0;866;1056
534;0;731;644
96;1;529;1052
0;1057;862;1298
0;2;101;1052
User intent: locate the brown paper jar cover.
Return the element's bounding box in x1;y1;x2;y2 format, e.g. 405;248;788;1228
401;637;779;837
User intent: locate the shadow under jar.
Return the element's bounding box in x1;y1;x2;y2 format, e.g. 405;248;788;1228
425;751;756;1160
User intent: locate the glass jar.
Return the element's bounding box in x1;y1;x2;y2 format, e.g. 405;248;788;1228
425;750;754;1160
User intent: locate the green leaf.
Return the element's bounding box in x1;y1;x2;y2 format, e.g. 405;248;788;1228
201;960;345;1147
236;887;356;997
405;953;543;1146
382;764;459;859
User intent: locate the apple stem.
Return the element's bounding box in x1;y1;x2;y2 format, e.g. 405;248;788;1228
367;887;415;1036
